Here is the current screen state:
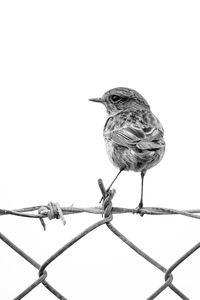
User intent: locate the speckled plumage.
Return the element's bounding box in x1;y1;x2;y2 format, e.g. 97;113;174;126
103;108;165;173
89;87;165;208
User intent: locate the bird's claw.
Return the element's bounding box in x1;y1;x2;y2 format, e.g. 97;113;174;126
136;203;144;217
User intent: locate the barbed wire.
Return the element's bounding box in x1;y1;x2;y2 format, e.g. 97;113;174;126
0;178;200;299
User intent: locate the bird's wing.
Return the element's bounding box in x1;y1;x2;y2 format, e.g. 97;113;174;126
104;111;165;151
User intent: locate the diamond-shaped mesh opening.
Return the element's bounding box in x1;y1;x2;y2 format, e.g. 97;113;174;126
1;179;200;299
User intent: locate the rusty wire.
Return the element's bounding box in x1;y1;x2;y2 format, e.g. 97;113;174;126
1;179;200;299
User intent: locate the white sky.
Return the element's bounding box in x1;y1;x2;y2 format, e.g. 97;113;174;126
0;1;200;299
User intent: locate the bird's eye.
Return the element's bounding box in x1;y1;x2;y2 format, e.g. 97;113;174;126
111;95;122;103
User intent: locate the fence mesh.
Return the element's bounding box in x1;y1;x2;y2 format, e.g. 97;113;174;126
1;178;200;300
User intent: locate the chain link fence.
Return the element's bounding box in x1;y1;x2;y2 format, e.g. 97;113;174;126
1;178;200;299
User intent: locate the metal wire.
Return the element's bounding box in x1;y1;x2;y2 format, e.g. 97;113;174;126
1;178;200;299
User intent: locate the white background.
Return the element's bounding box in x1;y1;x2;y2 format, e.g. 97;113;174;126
0;1;200;299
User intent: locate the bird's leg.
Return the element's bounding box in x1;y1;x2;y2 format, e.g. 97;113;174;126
137;170;146;209
107;168;124;191
99;168;124;203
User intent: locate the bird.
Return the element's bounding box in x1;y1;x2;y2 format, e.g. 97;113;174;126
89;87;165;210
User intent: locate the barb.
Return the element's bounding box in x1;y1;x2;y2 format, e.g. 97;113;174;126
38;202;67;229
1;205;200;221
0;178;200;299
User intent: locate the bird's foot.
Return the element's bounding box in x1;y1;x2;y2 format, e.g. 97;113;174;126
136;201;144;217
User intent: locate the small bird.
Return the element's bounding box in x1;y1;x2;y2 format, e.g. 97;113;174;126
89;87;165;209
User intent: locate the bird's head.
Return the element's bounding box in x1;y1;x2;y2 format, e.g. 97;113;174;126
89;87;150;115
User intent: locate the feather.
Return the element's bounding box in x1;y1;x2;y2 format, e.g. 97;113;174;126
103;108;165;172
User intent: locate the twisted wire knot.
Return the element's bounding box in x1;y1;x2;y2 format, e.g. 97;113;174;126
38;202;66;225
98;178;116;219
103;190;115;218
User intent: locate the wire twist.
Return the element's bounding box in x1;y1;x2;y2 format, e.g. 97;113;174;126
98;178;115;218
38;202;66;229
0;178;200;299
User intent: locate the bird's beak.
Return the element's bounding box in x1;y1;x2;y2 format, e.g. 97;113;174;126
88;98;103;103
